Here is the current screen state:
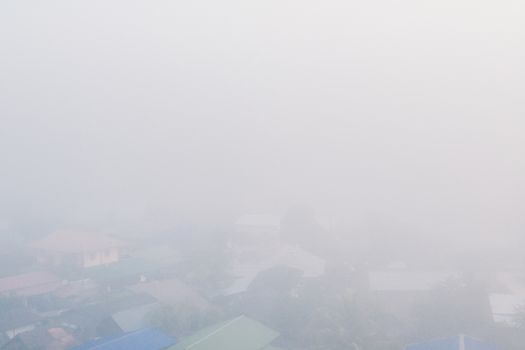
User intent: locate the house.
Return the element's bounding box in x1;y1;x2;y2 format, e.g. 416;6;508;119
0;271;62;298
488;271;525;327
223;214;326;297
222;245;325;297
1;327;78;350
406;335;500;350
489;294;525;327
72;328;175;350
166;315;282;350
32;231;126;269
58;292;158;341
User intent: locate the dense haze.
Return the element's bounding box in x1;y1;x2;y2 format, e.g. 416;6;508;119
1;0;524;252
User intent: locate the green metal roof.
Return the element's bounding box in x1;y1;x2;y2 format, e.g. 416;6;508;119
262;345;286;350
168;315;279;350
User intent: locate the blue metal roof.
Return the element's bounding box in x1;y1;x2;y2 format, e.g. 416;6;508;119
73;328;175;350
406;335;499;350
407;337;458;350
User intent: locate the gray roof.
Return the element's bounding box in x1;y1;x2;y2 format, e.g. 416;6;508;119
58;292;157;338
111;302;159;332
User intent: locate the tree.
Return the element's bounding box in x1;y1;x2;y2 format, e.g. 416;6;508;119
411;275;491;341
178;243;233;295
514;304;525;329
146;303;223;337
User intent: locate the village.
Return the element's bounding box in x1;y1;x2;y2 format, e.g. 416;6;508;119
0;212;523;350
2;0;524;347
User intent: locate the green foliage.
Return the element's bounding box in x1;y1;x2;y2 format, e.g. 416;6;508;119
229;273;397;350
513;304;525;329
146;303;223;337
411;275;491;340
0;295;24;312
177;243;233;295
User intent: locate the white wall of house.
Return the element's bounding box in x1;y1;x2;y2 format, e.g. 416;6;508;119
5;325;36;339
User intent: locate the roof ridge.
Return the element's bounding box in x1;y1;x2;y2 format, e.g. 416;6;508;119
186;315;245;350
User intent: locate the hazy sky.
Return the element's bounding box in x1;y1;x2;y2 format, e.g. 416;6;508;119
1;0;524;244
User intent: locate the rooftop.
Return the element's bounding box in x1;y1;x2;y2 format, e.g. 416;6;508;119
0;270;62;296
223;245;325;296
111;302;159;333
72;328;175;350
489;293;525;326
168;315;279;350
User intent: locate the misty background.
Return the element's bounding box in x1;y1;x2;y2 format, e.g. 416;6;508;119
1;0;524;256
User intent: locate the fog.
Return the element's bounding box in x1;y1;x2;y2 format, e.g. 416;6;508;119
2;1;525;248
2;2;525;350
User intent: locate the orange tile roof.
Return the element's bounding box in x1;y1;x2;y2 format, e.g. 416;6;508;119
0;271;62;296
